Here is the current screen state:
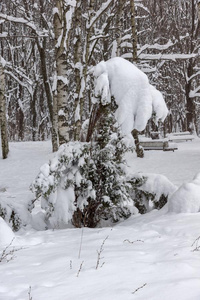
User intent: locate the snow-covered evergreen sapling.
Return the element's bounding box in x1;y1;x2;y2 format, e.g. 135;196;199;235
84;105;135;226
31;104;135;228
32;57;170;227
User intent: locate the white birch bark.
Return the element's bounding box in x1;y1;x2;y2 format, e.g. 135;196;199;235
53;0;73;146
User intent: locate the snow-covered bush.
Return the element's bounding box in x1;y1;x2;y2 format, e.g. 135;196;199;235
127;173;177;214
168;172;200;213
0;198;31;231
32;113;136;228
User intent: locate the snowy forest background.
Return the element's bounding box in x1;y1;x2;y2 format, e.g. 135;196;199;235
1;1;200;299
0;0;199;227
0;0;200;150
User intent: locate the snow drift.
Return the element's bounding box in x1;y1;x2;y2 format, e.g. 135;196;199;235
168;172;200;213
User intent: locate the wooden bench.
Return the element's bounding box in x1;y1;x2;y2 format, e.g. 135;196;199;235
170;131;190;136
139;139;178;152
168;133;195;142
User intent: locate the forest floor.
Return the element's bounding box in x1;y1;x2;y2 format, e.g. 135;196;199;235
0;138;200;300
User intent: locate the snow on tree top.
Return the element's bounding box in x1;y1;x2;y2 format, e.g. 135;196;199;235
94;57;168;134
150;85;168;124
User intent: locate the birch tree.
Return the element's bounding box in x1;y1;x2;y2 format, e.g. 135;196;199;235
53;0;76;146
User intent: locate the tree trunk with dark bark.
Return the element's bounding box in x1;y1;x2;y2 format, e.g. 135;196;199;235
0;58;9;159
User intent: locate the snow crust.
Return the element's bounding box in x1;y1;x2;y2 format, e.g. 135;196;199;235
168;172;200;213
94;57;168;134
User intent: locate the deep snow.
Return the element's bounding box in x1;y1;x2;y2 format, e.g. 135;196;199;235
0;138;200;300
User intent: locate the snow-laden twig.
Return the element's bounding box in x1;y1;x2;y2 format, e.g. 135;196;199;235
88;0;114;30
191;236;200;252
0;13;47;37
123;239;144;244
132;283;147;295
28;286;33;300
76;261;84;277
96;236;109;270
0;238;26;263
78;228;84;259
0;238;20;263
70;260;72;270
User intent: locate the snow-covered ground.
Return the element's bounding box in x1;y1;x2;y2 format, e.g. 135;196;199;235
0;138;200;300
128;138;200;187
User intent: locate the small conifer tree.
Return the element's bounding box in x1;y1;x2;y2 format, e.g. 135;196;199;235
32;103;134;228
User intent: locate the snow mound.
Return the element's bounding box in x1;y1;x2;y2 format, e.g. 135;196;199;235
31;212;47;231
0;217;15;247
132;172;177;201
94;57;168;135
139;173;176;199
168;172;200;213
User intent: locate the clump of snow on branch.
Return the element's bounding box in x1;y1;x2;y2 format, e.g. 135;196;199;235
127;172;177;213
32;143;81;228
150;85;168;124
94;72;111;105
133;172;177;201
0;56;6;67
0;197;31;231
168;172;200;213
94;57;168;135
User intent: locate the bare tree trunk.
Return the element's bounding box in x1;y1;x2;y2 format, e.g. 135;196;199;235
185;0;198;133
0;58;9;159
86;103;103;142
52;91;58;151
16;85;24;141
37;41;58;151
80;0;96;141
38;0;58;151
116;0;123;56
74;0;82;141
130;0;137;62
198;0;200;21
130;0;142;157
132;129;144;158
185;62;196;133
